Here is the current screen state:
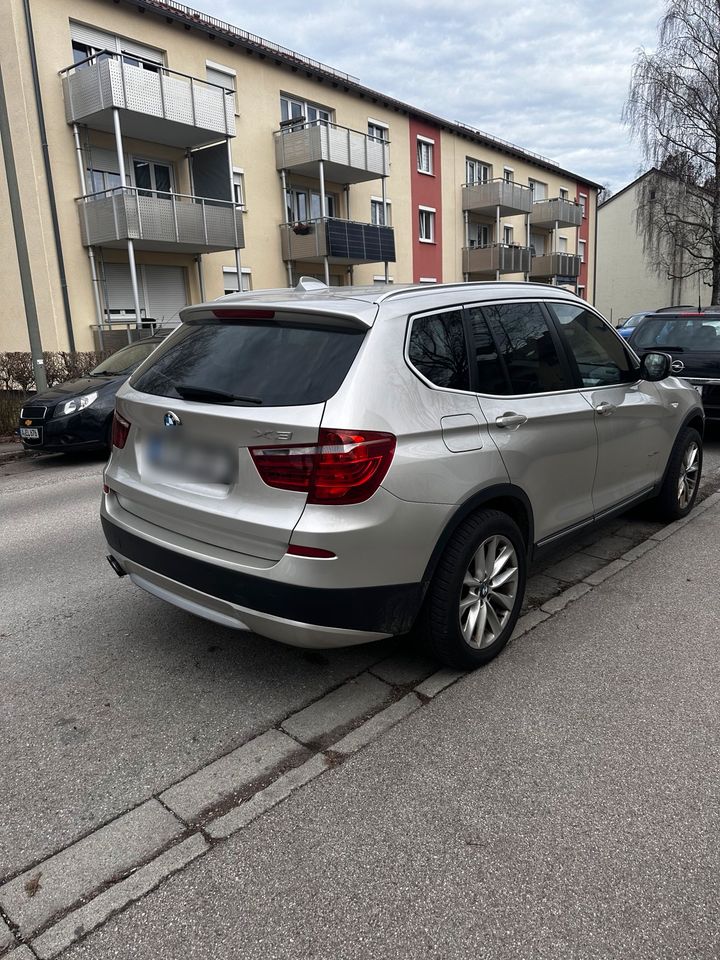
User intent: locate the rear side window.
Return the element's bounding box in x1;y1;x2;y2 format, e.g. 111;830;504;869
131;320;365;406
483;302;571;394
408;309;470;391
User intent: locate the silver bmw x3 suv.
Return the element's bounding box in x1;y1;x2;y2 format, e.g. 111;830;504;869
101;280;703;668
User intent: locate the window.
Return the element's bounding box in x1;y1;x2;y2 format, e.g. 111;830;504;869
371;198;392;226
206;62;237;113
550;303;636;387
287;189;336;222
466;307;508;395
368;120;388;141
373;275;394;284
469;223;490;248
419;207;435;242
504;167;514;183
417;137;434;174
408;310;469;391
559;188;569;200
72;40;111;66
579;240;586;263
577;286;586;300
232;169;246;208
579;193;587;218
530;232;545;256
529;179;547;200
87;168;122;195
503;225;514;246
483;301;571;394
280;95;331;129
132;159;172;197
222;267;252;295
466;158;490;185
558;236;568;253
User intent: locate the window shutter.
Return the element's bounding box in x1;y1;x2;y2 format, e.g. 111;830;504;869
70;21;117;52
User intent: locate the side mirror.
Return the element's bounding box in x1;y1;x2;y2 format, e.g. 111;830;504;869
640;352;671;382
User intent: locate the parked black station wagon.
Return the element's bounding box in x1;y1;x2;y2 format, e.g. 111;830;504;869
630;310;720;420
18;334;168;453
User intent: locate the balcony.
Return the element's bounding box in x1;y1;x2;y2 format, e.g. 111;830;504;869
530;253;581;279
275;122;389;184
61;54;236;148
463;243;531;275
530;198;582;229
77;188;244;253
462;179;532;217
280;218;395;264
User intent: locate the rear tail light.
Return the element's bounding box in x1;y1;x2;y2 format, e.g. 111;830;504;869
250;428;396;505
111;411;131;449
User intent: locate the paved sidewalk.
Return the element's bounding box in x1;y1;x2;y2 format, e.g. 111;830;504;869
47;499;720;960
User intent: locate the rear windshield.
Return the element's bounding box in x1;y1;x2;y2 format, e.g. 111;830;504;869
633;317;720;352
91;339;161;376
131;319;365;406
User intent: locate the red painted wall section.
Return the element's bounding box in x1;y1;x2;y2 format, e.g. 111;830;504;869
576;181;590;297
409;118;443;282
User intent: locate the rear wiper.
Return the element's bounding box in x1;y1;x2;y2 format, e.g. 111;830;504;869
175;383;262;405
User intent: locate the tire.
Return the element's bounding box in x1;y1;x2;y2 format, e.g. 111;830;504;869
420;509;527;670
651;427;702;522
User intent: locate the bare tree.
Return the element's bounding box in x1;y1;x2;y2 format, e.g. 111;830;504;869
623;0;720;303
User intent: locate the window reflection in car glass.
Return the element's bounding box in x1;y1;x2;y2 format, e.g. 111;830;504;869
551;303;635;387
466;306;509;395
482;302;570;394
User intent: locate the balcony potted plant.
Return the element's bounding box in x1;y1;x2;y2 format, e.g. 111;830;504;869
293;222;312;235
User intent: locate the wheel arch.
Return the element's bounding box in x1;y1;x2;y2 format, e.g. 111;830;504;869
421;484;534;587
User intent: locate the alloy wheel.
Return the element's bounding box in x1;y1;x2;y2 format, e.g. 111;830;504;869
678;440;700;510
459;535;519;649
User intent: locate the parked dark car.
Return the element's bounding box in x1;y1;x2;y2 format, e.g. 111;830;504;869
18;334;168;453
629;310;720;419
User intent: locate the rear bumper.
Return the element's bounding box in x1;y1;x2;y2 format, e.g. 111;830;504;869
102;516;425;647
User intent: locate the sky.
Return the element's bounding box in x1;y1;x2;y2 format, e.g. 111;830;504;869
202;0;666;193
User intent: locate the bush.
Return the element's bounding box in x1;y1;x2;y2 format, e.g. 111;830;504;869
0;350;109;437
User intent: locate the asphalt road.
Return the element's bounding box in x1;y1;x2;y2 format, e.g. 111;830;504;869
2;427;720;884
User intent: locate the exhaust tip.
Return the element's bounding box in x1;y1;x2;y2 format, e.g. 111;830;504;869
106;554;127;578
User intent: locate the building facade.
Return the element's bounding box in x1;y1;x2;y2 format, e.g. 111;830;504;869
596;170;712;325
1;0;599;353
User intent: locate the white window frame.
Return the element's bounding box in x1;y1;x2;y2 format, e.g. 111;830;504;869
373;274;394;283
232;167;246;209
578;285;586;300
559;187;569;200
466;158;490;185
558;236;568;253
130;156;174;196
468;222;490;248
370;196;392;227
280;94;332;129
419;205;436;242
367;119;389;142
418;277;437;283
417;136;434;175
222;266;252;294
579;239;586;263
503;224;514;246
579;193;588;218
503;166;514;182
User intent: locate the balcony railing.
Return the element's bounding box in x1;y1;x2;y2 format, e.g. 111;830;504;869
530;253;581;279
60;52;236;148
530;198;582;229
463;243;531;275
77;187;244;253
275;121;389;184
462;178;533;216
280;217;395;263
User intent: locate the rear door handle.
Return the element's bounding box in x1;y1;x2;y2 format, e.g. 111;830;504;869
495;412;528;429
594;401;615;416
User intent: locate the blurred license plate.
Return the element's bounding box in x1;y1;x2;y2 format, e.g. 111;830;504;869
146;434;234;485
20;427;39;438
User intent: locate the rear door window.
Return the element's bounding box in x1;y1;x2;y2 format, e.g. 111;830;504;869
131;319;365;406
482;301;572;394
465;306;510;395
407;309;470;391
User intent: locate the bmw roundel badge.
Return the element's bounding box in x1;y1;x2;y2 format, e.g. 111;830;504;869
164;411;181;427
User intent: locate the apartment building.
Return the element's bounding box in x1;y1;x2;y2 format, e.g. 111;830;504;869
0;0;600;353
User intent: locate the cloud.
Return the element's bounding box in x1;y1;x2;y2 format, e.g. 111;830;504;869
208;0;664;191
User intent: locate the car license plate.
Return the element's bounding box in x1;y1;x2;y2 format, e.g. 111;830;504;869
20;427;39;438
145;434;235;485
